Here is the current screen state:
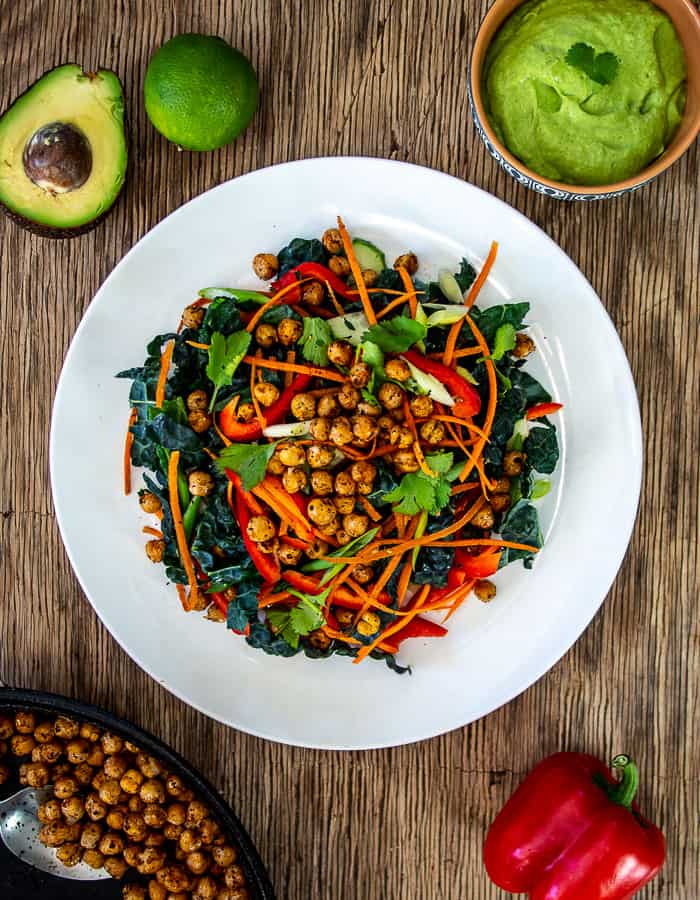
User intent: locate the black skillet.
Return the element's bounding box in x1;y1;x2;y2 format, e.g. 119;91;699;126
0;687;275;899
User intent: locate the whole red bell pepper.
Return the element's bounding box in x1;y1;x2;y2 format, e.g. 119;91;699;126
271;262;354;301
483;752;665;899
402;349;481;418
219;373;312;440
233;489;280;584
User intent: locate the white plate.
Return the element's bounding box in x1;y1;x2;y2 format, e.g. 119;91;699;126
50;158;641;750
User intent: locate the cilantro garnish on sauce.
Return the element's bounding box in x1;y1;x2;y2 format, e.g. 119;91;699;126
565;43;619;86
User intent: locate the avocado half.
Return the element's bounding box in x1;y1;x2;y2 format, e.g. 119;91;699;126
0;64;127;237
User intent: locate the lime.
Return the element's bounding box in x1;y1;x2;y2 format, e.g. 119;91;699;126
144;34;258;151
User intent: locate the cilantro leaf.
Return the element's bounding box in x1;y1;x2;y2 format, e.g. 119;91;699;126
424;451;454;476
289;601;325;635
384;454;454;516
299;317;332;366
491;323;517;361
206;330;252;411
363;315;427;353
266;609;301;649
216;442;278;490
565;42;619;86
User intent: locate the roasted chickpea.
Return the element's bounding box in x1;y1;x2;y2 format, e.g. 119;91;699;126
85;792;108;821
254;323;277;349
104;753;129;780
357;400;381;418
304;538;329;560
156;864;193;893
389;425;414;449
149;882;169;900
298;280;323;306
187;803;208;828
135;846;167;875
384;358;411;381
167;802;187;825
31;721;54;744
252;252;279;280
352;564;374;585
182;305;205;330
193;875;219;899
86;744;105;767
246;515;276;543
145;540;165;563
25;761;51;788
335;529;351;546
307;498;337;528
503;450;526;476
56;842;82;867
308;416;331;442
123;843;142;867
217;891;249;900
307;470;332;498
361;269;378;287
475;579;497;602
349;362;371;388
0;716;14;739
180;829;203;853
337;383;360;410
185;390;208;413
10;733;35;756
92;770;109;791
38;798;63;824
277;542;302;567
52;763;72;780
80;821;104;849
470;504;496;530
490;493;511;514
306;444;335;468
322;227;343;254
308;629;331;650
124;813;149;841
39;821;78;847
236;402;256;423
252;381;280;408
419;420;445;444
334;607;355;628
61;796;85;824
82;848;105;869
513;332;536;358
393;252;418;275
188;471;215;498
349;461;376;484
212;845;237;867
74;762;94;786
100;832;126;856
105;856;130;879
490;476;511;494
144;803;168;829
326;340;353;368
393;450;419;473
145;831;166;848
277;442;306;467
15;710;36;733
316;393;340;417
410;394;434;417
140;778;166;805
357;611;381;636
97;778;122;805
334;470;356;496
290;392;316;420
379;381;405;410
223;864;246;888
328;256;350;278
329;416;353;446
343;513;369;538
188;410;212;433
282;466;308;493
53;775;79;799
316;519;338;537
351;414;378;443
106;806;127;829
277;317;303;346
122;885;147;900
163;823;183;842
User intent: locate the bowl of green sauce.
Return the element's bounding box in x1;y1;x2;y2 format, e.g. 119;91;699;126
469;0;700;199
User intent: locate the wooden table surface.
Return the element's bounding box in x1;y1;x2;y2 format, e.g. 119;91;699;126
1;1;698;897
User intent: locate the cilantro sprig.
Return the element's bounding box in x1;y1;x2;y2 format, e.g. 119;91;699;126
363;315;427;353
384;452;459;516
215;442;278;490
267;585;330;649
206;330;251;411
565;42;619;86
299;316;332;366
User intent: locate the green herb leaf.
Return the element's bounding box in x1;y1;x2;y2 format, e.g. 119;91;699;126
216;442;278;491
266;609;301;649
565;42;619;86
491;323;517;361
289;599;326;635
531;479;551;500
384;454;454;516
359;340;384;372
424;451;454;475
206;330;252;411
363;315;427;353
299;317;332;366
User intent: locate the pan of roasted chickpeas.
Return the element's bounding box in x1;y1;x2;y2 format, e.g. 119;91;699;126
0;687;275;899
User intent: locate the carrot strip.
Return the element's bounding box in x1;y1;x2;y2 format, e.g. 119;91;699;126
142;526;163;538
176;584;192;612
375;292;420;320
324;281;345;316
442;579;477;622
396;560;413;606
284;351;296;388
155;340;174;408
123;408;137;495
443;319;462;366
459;314;498;482
279;518;289;537
354;585;431;664
246;278;314;333
168;450;199;608
465;240;499;309
435;414;489;442
336;217;377;325
453;346;483;359
413;440;437;478
402;396;418;442
186;340;210;350
397;266;417;318
249;359;267;432
242;355;346;383
450;481;481;496
258;590;293;609
357;495;382;522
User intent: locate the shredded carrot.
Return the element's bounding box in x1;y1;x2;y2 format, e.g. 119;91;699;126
453;346;483;359
357;495;382;522
324;281;345;316
176;584;192;612
397;266;417;318
349;287;422;297
402;396;418;443
459;314;498;482
354;585;431;664
307;386;342;398
290;303;311;318
246;277;314;333
396;560;413;606
279;518;289;537
336;216;377;325
258;590;293;609
375;291;420;320
395;513;407;539
436;414;489;442
420;538;539;552
249;359;267;433
155;340;174;408
185;340;210;350
443;319;463;366
450;481;481;496
284;351;296;388
466;240;499;308
142;526;163;538
168;450;199;609
123;408;137;495
252;479;314;541
441;579;477;622
242;355;346;383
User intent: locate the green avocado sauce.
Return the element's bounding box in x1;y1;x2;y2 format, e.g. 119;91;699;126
483;0;687;185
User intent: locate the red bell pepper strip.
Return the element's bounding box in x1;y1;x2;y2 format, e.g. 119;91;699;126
391;616;447;647
402;349;481;418
454;548;501;579
233;489;280;584
224;470;264;515
526;401;563;421
424;564;468;606
219;373;312;440
271;263;354;301
281;570;325;595
483;751;665;899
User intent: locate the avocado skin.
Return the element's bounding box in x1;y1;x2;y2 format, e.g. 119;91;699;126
0;64;128;239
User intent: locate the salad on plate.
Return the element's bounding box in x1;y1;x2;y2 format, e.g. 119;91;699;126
119;217;561;672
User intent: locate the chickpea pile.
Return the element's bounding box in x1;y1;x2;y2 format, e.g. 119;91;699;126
0;710;249;900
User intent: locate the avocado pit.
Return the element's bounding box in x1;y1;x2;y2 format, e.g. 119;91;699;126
23;121;92;193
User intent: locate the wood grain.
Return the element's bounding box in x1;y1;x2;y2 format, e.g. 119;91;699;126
1;1;698;897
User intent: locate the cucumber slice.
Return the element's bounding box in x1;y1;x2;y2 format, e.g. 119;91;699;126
352;238;386;272
438;269;464;304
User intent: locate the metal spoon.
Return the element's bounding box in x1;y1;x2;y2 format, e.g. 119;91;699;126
0;785;109;880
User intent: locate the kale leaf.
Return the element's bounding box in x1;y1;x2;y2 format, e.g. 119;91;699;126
499;500;543;569
524;425;559;474
277;238;326;274
470;302;530;345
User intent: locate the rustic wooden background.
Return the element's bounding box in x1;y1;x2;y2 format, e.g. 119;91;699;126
1;1;698;897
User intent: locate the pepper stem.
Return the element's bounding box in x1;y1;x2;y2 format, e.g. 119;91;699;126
608;754;639;809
